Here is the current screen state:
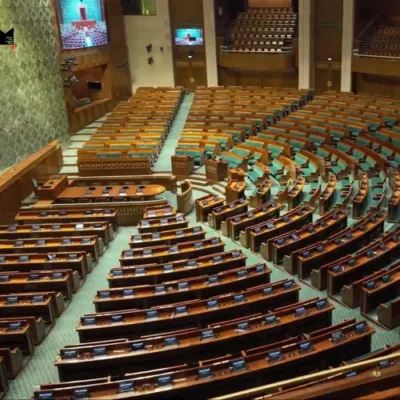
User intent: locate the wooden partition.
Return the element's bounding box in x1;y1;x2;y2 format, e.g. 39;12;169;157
177;180;194;215
0;140;63;224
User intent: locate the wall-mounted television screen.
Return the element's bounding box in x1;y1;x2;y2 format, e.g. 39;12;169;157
175;29;204;46
58;0;109;51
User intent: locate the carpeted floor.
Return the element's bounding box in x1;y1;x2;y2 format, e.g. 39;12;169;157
6;94;399;399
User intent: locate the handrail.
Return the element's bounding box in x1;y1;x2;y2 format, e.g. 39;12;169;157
356;12;383;41
353;52;400;61
210;351;400;400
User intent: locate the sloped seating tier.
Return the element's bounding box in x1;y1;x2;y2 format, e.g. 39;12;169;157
15;208;118;231
108;249;247;287
274;208;349;270
243;204;315;252
119;237;225;266
129;226;205;249
0;236;102;262
257;346;400;399
208;198;249;230
297;212;385;280
222;7;297;54
0;222;113;246
35;321;374;400
195;194;225;223
324;227;400;295
77;279;301;342
221;200;282;240
79;87;184;177
56;298;333;381
95;263;271;312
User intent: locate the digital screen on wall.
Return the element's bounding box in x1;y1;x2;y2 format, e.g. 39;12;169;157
57;0;109;50
175;29;204;46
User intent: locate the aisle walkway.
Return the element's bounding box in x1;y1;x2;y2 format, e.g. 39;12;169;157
6;95;193;400
154;93;194;171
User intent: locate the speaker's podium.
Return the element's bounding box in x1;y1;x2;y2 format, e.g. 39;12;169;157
171;155;194;178
206;159;228;182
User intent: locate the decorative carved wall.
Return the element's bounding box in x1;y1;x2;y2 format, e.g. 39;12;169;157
0;0;70;170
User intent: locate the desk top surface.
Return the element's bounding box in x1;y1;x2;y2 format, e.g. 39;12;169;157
57;185;166;200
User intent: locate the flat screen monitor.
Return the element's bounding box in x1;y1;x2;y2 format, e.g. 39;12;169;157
175;28;204;46
57;0;109;51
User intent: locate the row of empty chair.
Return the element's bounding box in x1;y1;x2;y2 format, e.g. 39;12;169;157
222;7;297;53
77;87;184;176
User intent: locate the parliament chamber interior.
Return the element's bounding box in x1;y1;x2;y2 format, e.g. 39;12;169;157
1;0;400;398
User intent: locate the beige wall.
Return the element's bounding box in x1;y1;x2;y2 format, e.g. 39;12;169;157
124;0;175;91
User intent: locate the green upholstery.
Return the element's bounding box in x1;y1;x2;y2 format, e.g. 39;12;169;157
109;144;131;149
317;148;329;158
352;149;365;160
232;148;251;157
97;152;122;158
84;144;104;149
311;125;326;134
245;140;264;148
337;142;351;153
381;147;393;158
221;154;242;166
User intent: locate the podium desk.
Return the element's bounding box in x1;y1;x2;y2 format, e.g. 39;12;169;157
205;159;228;182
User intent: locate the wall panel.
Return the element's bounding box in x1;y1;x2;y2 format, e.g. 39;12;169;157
355;73;400;98
124;0;174;91
219;68;298;88
0;0;69;171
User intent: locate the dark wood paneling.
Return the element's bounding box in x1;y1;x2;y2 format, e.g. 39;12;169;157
314;66;341;94
249;0;292;7
353;57;400;78
219;67;298;88
170;0;207;91
355;73;400;98
0;141;63;224
314;0;343;63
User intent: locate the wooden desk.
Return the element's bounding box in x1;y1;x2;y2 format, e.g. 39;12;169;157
228;168;246;182
195;195;225;223
206;159;229;182
56;298;332;381
108;250;247;287
36;176;68;201
298;212;385;280
77;279;300;342
226;180;246;203
39;320;373;400
209;199;249;230
222;201;282;241
245;205;315;253
95;263;270;312
56;185;165;201
119;238;225;266
327;228;400;296
15;208;119;231
171;155;194;178
129;227;206;249
0;236;102;263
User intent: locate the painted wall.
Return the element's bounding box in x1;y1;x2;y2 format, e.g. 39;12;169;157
124;0;174;91
0;0;69;171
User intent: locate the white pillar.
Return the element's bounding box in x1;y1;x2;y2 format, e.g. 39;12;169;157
203;0;218;87
341;0;355;92
298;0;313;90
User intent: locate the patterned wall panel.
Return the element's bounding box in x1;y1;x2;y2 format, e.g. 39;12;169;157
0;0;70;171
